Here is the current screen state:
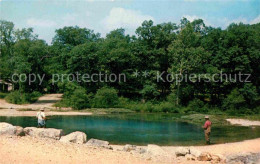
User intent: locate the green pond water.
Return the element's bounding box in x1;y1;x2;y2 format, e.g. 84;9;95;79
0;114;260;146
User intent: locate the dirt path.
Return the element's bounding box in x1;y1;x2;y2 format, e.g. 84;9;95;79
0;94;92;116
0;94;63;110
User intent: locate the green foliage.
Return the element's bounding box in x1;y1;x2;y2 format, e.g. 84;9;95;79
154;102;178;113
239;83;258;105
68;89;91;110
92;87;119;108
1;19;259;114
0;92;8;99
5;91;42;104
186;98;205;112
140;85;160;100
222;88;246;111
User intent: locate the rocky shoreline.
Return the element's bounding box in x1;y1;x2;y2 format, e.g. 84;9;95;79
1;122;260;164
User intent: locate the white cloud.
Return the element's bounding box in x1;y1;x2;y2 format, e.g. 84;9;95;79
182;15;213;26
27;18;57;28
250;15;260;24
182;15;260;29
101;7;154;34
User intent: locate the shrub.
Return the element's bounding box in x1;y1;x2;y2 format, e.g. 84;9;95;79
0;92;8;99
69;89;91;110
5;91;42;104
140;84;160;100
92;87;119;108
117;97;129;108
154;101;178;113
222;88;245;111
186;98;205;113
56;89;92;110
167;93;178;105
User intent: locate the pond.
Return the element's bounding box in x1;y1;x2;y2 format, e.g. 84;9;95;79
0;114;260;146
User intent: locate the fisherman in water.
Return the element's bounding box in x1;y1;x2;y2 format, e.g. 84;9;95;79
203;116;211;145
36;107;46;128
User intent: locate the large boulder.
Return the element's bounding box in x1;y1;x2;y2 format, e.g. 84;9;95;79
175;147;190;157
147;144;165;156
226;152;260;164
0;122;16;135
86;139;112;149
0;122;24;136
60;131;87;144
24;127;63;140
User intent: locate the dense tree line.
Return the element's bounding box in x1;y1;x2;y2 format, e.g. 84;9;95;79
0;18;259;113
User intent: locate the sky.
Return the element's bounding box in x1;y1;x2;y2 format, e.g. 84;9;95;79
0;0;260;44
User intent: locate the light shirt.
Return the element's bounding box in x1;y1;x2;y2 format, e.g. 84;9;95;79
37;112;45;120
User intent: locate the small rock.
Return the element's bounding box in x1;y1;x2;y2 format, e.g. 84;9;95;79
147;144;165;156
197;152;212;161
226;152;260;164
60;131;87;144
123;144;137;152
86;139;112;149
135;147;146;154
15;126;24;136
189;147;202;157
175;147;190;157
185;154;196;161
211;154;221;163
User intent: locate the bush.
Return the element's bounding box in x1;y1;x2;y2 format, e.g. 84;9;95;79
5;91;42;104
117;97;129;108
92;87;119;108
140;84;160;100
186;98;206;113
222;88;245;111
0;92;8;99
56;88;92;110
167;93;178;105
69;89;91;110
154;101;178;113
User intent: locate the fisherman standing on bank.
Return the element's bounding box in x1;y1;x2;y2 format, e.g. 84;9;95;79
203;116;211;145
37;107;46;128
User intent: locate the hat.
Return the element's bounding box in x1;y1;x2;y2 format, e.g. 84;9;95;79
205;116;209;119
40;107;45;111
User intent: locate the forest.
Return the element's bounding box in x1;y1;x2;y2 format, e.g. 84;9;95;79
0;18;259;114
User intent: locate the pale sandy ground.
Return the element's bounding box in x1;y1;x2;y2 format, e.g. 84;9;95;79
0;94;92;116
226;118;260;126
0;135;260;164
0;94;63;109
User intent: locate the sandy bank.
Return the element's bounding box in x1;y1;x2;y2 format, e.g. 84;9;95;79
226;118;260;127
0;135;260;164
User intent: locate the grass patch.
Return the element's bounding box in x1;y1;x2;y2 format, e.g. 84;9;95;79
51;107;134;114
5;91;42;104
0;92;8;99
16;108;35;111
